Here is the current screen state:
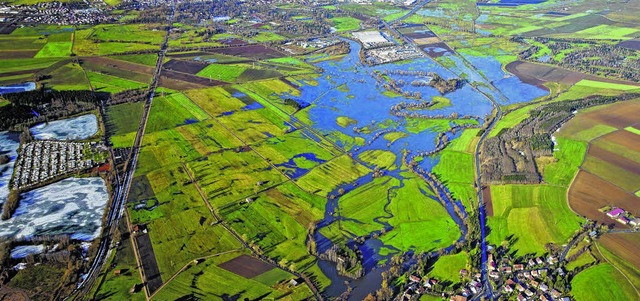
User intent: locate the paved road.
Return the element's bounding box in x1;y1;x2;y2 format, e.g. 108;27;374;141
389;0;431;24
70;2;176;299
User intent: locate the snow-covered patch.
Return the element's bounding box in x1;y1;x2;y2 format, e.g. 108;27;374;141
30;114;98;140
13;263;27;270
0;177;109;241
0;131;20;208
11;245;45;259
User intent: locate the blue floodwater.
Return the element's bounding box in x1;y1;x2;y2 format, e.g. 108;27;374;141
477;0;547;6
184;118;198;125
0;82;36;95
242;102;265;110
275;153;326;179
273;38;548;298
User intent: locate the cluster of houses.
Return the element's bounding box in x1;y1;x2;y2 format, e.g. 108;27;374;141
605;207;640;227
401;251;572;301
366;45;423;65
0;1;112;25
12;141;103;190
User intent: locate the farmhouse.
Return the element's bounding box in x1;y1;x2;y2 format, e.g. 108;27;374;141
607;208;625;218
618;216;630;225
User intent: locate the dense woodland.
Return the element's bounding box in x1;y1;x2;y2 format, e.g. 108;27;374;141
517;37;640;82
481;92;640;184
0;90;107;131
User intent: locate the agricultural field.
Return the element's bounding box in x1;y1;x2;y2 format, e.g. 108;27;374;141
3;0;640;300
565;100;640;227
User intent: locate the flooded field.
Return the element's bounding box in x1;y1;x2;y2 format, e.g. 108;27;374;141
0;82;36;95
294;39;547;297
0;177;109;241
30;114;99;140
0;131;20;207
10;245;45;259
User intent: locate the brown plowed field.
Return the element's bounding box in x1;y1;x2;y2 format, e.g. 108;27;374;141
581;101;640;129
599;233;640;270
218;254;274;278
136;233;163;294
163;59;208;74
159;69;225;90
588;145;640;175
505;61;578;86
568;171;640;228
483;186;494;216
84;56;154;74
505;61;640;88
0;50;39;59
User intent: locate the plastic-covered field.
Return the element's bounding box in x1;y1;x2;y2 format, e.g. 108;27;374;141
0;177;109;241
30;114;99;140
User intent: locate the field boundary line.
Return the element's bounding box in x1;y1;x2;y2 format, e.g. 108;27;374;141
594;242;640;297
148;249;243;299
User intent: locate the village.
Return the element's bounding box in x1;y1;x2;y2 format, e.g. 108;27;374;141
12;140;106;190
401;250;573;301
353;30;423;65
0;1;112;25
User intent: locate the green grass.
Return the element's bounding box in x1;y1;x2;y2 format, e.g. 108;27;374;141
625;126;640;136
296;155;370;197
34;42;71;57
90;222;146;301
0;57;61;74
336;116;357;128
145;92;208;133
543;137;587;186
447;129;479;153
487;184;582;256
185;87;247;116
87;71;147;93
44;63;91;90
153;251;312;301
196;64;247;82
381;175;461;253
432;150;476;209
582;156;640;193
594;137;640;165
598;241;640;290
358;150;397;170
573;24;638;40
383;131;408;144
560;124;618;142
330;17;361;32
267;57;308;66
429;252;468;284
106;102;145;148
566;251;596;271
571;264;638;301
112;54;159;66
250;32;286;42
575;80;640;91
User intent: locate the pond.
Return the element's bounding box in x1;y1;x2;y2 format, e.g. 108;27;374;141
0;82;36;95
0;177;109;241
30;114;99;140
11;245;45;259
